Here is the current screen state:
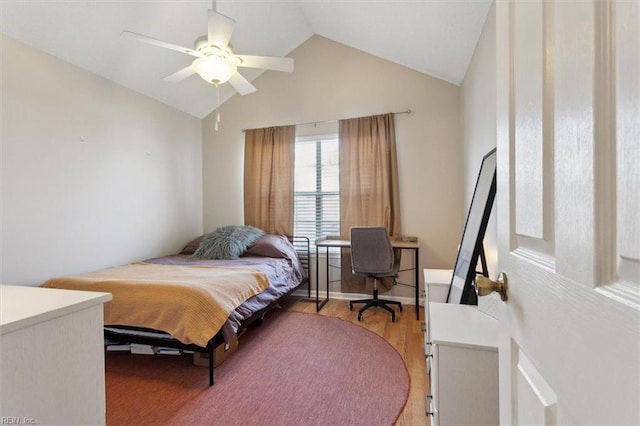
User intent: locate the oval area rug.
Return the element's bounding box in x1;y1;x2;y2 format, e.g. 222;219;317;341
106;310;410;425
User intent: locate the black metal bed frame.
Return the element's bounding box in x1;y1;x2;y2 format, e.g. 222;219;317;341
104;236;310;387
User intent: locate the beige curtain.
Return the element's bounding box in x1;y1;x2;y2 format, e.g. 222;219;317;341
338;113;402;293
243;125;295;235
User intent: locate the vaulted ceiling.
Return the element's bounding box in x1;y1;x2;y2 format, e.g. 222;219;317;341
1;1;492;118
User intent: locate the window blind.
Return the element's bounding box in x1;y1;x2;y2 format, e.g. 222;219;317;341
294;137;340;246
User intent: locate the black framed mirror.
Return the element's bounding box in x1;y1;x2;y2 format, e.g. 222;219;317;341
447;148;497;305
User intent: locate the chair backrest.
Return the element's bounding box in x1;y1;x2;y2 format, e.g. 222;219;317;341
350;227;396;277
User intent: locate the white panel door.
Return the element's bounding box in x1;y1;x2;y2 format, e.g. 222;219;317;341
495;1;639;425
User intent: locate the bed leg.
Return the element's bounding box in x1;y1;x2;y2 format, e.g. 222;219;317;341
208;347;214;386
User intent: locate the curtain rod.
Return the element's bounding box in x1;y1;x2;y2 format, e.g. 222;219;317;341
241;110;412;133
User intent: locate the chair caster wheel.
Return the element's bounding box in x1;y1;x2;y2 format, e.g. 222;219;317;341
391;315;397;323
349;303;353;311
398;304;403;312
357;313;363;321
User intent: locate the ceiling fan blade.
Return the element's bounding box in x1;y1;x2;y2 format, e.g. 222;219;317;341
162;65;196;82
121;31;202;58
228;72;257;96
235;55;294;73
208;10;235;48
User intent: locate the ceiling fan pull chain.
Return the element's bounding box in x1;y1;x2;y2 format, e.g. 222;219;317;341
214;83;221;131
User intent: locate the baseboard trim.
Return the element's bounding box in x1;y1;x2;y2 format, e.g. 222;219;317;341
291;289;420;307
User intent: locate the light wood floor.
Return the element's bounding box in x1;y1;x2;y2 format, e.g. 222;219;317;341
282;297;428;426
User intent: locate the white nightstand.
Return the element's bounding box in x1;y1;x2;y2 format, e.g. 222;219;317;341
423;269;451;324
423;269;451;382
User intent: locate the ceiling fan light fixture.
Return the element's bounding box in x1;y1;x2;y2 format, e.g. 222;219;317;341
192;56;237;84
123;8;291;100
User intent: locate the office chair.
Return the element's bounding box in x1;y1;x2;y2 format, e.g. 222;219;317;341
349;226;403;322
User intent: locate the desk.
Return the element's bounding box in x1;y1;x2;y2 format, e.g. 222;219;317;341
315;237;420;320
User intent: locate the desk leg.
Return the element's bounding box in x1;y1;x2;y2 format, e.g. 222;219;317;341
315;245;319;311
414;248;420;320
315;245;329;312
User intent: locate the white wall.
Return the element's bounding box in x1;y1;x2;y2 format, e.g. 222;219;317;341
462;4;498;278
1;36;203;286
202;35;465;295
462;3;501;316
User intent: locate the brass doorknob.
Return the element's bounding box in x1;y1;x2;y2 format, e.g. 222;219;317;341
475;272;508;301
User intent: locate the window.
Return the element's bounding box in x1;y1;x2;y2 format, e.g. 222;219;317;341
294;135;339;246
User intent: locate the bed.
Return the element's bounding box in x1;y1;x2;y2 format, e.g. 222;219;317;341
41;228;310;386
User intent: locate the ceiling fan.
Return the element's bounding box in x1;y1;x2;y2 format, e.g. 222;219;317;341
121;2;294;96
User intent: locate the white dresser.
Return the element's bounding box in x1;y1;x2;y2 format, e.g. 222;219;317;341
424;301;499;426
0;285;111;425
